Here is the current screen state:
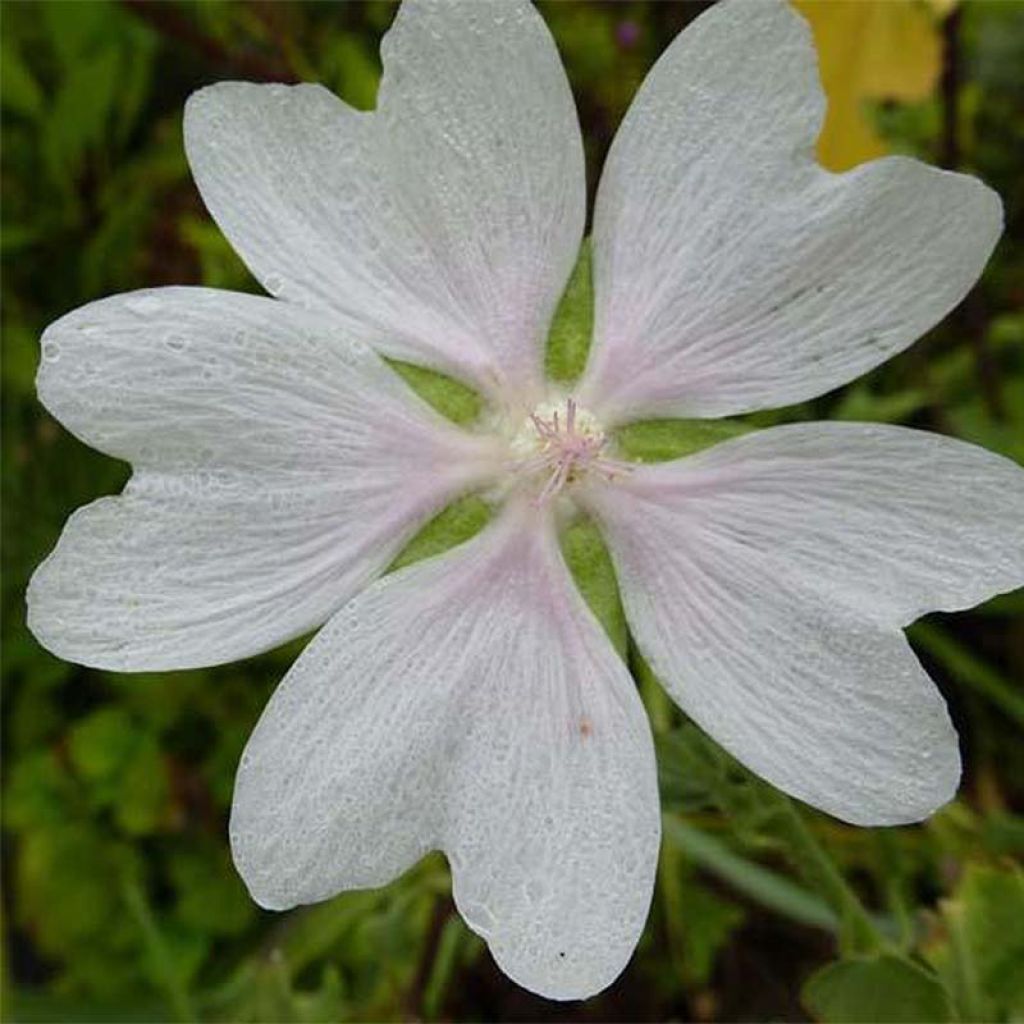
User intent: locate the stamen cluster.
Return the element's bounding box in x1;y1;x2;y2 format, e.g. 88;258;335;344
515;398;630;505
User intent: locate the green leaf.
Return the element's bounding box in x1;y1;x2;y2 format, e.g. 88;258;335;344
947;378;1024;464
111;25;156;146
0;223;43;258
387;495;492;572
3;990;170;1024
321;33;380;112
179;216;254;292
961;865;1024;1016
16;823;136;955
559;514;627;656
656;722;779;830
291;964;349;1024
386;359;483;426
663;816;839;933
81;188;156;296
67;708;169;833
0;42;44;119
3;750;76;830
677;887;746;986
68;707;139;785
658;827;747;989
122;877;197;1023
803;955;953;1024
422;915;480;1020
832;384;928;424
614;417;752;463
927;863;1024;1021
658;725;885;952
44;46;121;187
976;590;1024;617
114;736;169;836
42;0;113;65
170;845;255;937
545;238;593;382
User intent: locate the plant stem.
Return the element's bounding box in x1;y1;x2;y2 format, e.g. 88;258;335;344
939;4;1004;420
873;830;915;951
405;895;453;1021
770;797;886;957
664;816;839;933
122;877;197;1023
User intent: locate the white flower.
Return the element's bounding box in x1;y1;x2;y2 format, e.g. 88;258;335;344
27;0;1024;1002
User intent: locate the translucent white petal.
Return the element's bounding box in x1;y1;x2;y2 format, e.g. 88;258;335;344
184;0;585;406
28;288;496;671
584;423;1024;824
580;0;1002;422
231;504;660;1000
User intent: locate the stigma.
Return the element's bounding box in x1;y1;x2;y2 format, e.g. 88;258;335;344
510;397;630;505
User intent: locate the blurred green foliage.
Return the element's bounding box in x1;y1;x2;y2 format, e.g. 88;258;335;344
2;2;1023;1022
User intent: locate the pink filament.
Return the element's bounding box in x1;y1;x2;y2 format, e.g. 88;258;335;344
527;398;631;505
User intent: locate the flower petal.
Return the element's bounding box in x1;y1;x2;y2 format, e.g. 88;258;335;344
583;423;1024;824
231;504;660;1000
28;288;496;671
184;0;585;406
580;0;1002;422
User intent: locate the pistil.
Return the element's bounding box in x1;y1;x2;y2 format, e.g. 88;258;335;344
513;398;631;505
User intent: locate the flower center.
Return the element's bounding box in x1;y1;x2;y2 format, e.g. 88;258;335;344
510;397;630;504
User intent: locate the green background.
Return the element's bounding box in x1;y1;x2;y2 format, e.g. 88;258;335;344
2;2;1023;1021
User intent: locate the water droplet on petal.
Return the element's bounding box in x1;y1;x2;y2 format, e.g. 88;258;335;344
42;341;61;362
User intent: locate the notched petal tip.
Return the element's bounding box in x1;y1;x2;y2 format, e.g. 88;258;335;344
850;152;1005;245
25;286;493;673
183;81;338;154
452;873;648;1003
588;424;1008;828
24;506;129;674
180;0;584;401
490;947;630;1004
224;510;658;997
585;0;1005;421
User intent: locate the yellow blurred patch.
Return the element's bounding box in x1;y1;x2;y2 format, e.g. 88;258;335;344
792;0;952;171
